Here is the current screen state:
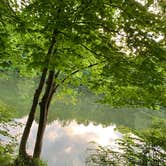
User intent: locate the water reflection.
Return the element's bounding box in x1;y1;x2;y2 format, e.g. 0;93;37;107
16;117;122;166
0;76;166;130
1;76;166;165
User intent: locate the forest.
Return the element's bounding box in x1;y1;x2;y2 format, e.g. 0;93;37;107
0;0;166;166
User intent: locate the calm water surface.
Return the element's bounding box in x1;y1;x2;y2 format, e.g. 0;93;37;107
13;117;121;166
0;76;166;166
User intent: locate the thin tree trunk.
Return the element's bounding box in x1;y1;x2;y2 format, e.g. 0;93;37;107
33;70;55;158
19;30;57;157
19;68;47;157
46;70;60;110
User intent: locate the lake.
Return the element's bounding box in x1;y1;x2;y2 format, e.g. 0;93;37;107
0;75;165;166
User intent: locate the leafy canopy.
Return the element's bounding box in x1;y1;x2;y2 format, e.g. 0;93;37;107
0;0;166;108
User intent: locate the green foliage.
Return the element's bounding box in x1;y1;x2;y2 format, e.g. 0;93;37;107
0;144;13;166
33;158;47;166
0;100;13;122
0;100;16;166
86;119;166;166
0;98;47;166
0;0;166;106
0;100;17;142
136;118;166;151
13;156;47;166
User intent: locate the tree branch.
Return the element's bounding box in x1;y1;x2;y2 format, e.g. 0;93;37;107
54;70;60;80
56;60;106;88
80;44;100;56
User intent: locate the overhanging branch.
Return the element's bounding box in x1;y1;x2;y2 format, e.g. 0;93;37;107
56;60;106;88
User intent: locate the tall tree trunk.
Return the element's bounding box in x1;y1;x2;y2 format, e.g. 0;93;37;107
33;70;56;158
19;30;57;157
19;68;47;157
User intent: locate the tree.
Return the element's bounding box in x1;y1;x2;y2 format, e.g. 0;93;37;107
0;0;165;161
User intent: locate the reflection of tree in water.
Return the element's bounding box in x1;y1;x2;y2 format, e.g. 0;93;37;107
47;92;166;130
0;77;166;130
0;75;36;116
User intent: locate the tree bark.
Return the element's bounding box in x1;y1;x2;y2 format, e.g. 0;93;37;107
19;67;47;157
46;70;60;110
33;70;56;158
19;30;57;157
